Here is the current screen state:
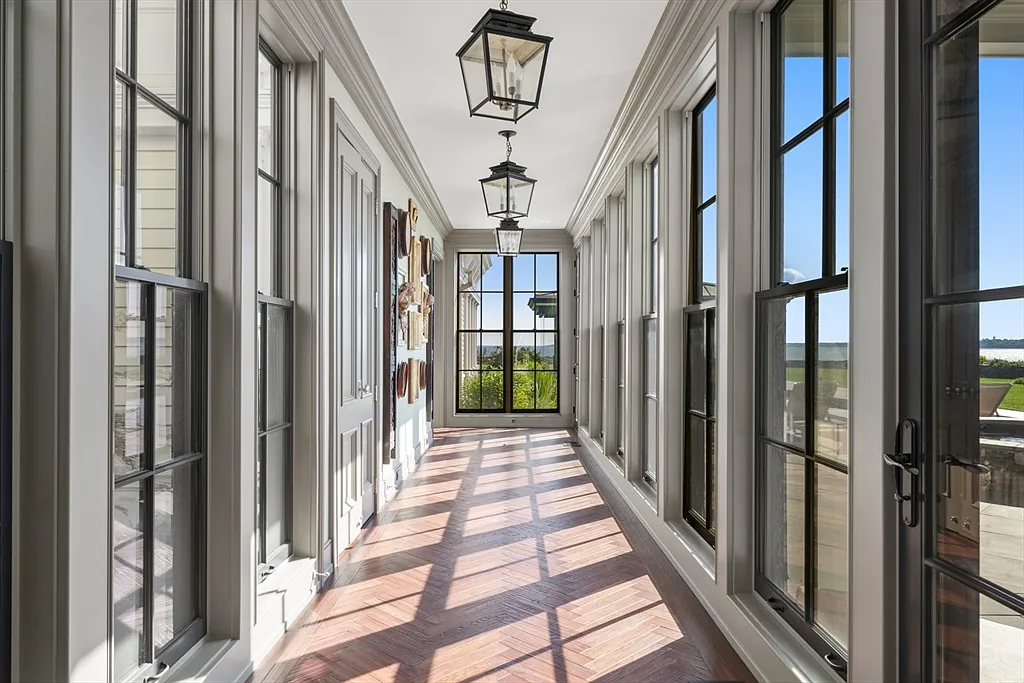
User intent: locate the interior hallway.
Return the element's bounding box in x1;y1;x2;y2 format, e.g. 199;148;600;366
253;429;753;683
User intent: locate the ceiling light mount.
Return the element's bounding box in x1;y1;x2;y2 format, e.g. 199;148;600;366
456;1;553;123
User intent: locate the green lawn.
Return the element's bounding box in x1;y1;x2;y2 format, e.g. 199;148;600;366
785;367;849;388
980;378;1024;412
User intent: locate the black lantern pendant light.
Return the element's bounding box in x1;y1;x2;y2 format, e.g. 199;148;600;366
495;218;524;257
480;130;536;220
456;0;553;123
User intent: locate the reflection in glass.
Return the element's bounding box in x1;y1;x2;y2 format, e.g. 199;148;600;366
933;299;1023;599
688;416;707;520
782;131;824;283
933;15;1024;293
816;289;849;465
257;176;277;296
644;316;659;480
136;96;180;275
258;51;276;175
154;289;196;466
688;314;706;412
265;304;290;428
934;572;1024;683
835;112;851;273
152;465;198;651
112;482;145;680
814;464;848;647
781;0;824;141
114;281;146;477
115;80;128;266
263;430;289;556
136;0;179;108
762;295;807;448
763;446;806;607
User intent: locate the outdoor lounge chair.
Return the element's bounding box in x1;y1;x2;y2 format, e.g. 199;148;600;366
979;383;1012;417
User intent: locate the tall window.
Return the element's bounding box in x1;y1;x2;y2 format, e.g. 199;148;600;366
112;1;206;680
256;43;293;579
756;0;850;671
643;160;659;484
457;253;559;413
616;196;626;459
684;88;718;546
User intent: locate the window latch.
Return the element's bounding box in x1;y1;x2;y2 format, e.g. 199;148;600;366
143;662;169;683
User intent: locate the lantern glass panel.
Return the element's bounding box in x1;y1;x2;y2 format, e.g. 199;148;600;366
482;178;511;217
458;34;489;113
510;176;535;217
486;32;547;104
496;227;523;256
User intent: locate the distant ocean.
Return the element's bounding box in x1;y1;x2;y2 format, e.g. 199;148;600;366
982;348;1024;362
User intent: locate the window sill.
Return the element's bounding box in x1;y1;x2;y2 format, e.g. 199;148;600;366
254;555;318;663
732;592;846;683
666;519;716;579
163;638;246;683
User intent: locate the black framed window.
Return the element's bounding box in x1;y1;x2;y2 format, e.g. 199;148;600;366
574;251;580;426
616;196;627;460
457;252;559;413
112;2;206;681
643;160;659;484
256;42;293;581
683;87;718;547
755;0;850;673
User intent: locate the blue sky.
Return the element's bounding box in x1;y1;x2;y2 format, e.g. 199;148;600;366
479;254;557;349
784;55;1024;344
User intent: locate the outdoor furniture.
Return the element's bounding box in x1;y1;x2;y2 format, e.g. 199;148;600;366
980;383;1012;417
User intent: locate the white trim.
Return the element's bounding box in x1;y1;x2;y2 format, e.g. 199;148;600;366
269;0;453;237
566;0;726;239
330;98;380;175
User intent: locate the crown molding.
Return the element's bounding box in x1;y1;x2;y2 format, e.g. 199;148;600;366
273;0;454;239
565;0;727;240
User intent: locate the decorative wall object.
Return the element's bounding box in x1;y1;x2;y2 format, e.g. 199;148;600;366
408;359;420;404
396;361;408;398
383;203;400;461
397;281;416;344
408;311;423;351
397;209;411;257
408;198;419;231
420;236;431;275
421;288;434;343
408;235;422;304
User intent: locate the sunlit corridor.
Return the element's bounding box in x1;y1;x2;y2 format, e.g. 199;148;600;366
253;429;753;682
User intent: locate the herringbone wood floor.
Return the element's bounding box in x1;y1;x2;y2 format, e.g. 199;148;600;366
254;428;753;683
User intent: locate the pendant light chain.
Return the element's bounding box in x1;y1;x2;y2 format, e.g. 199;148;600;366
506;136;513;161
499;0;508;10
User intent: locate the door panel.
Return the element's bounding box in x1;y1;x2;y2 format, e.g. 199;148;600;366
331;117;378;561
897;2;1024;680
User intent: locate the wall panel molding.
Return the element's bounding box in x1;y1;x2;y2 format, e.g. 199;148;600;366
271;0;453;238
566;0;726;240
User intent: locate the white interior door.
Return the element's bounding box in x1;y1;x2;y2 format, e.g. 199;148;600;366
332;125;377;555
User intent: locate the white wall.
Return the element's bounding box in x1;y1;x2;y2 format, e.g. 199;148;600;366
322;66;442;488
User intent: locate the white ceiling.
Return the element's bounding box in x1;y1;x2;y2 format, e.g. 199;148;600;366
344;0;668;231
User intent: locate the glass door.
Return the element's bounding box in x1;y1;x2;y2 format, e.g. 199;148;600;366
897;1;1024;680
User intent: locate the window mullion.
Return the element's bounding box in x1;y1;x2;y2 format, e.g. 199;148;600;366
503;255;513;411
126;83;138;269
143;282;157;664
823;0;837;277
804;291;819;621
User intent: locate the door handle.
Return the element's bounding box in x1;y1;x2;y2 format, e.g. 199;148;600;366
883;418;920;527
942;454;991;474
